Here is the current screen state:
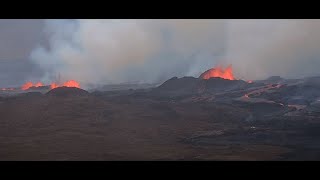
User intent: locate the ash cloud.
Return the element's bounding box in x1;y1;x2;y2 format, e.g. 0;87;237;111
30;19;320;88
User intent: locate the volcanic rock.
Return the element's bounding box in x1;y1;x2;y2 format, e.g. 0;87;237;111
46;87;89;97
19;92;43;97
3;74;320;160
27;86;51;91
266;76;283;81
255;76;285;84
156;77;200;92
155;76;247;96
303;76;320;88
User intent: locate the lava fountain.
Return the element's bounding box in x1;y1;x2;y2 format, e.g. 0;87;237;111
50;80;80;89
199;65;235;80
21;82;44;90
21;82;33;90
62;80;80;88
21;80;80;91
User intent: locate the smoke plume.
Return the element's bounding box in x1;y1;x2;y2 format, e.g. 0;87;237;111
30;19;225;88
226;19;320;80
30;19;320;88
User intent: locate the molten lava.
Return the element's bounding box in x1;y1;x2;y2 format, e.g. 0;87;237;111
21;82;44;90
50;83;59;89
34;82;44;87
199;65;235;80
21;80;80;91
50;80;80;89
62;80;80;88
21;82;34;90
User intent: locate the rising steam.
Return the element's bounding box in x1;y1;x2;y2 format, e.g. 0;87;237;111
30;19;320;88
30;19;226;88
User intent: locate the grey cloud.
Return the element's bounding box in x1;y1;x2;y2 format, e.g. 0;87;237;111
2;19;320;88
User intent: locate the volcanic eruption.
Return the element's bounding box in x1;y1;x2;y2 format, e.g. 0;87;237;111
50;80;80;90
21;82;44;90
199;65;235;80
20;80;80;91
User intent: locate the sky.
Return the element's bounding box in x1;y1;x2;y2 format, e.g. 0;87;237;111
1;19;320;88
0;19;46;87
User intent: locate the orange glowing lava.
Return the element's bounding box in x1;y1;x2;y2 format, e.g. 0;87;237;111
50;83;59;89
50;80;80;89
62;80;80;88
21;79;80;91
199;65;235;80
21;82;34;90
21;82;44;90
34;82;44;87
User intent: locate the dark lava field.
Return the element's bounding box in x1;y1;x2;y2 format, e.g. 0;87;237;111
1;76;320;160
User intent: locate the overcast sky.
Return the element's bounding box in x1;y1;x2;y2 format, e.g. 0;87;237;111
0;19;46;87
1;19;320;88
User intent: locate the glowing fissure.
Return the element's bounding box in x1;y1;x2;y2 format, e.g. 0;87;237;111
50;80;80;89
21;82;44;90
199;65;235;80
21;80;80;90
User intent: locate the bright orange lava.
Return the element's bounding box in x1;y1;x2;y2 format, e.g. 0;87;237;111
21;82;34;90
199;65;235;80
50;80;80;89
62;80;80;88
50;83;59;89
21;82;44;90
21;80;80;90
34;82;44;87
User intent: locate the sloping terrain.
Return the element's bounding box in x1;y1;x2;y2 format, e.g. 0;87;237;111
1;76;320;160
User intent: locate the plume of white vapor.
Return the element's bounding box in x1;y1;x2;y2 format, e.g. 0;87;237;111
30;19;320;88
30;19;226;88
225;19;320;80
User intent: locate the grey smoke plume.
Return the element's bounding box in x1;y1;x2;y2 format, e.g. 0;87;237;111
30;19;320;88
226;19;320;80
30;19;226;88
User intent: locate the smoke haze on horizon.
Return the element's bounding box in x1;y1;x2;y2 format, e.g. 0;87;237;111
1;19;320;87
30;19;227;88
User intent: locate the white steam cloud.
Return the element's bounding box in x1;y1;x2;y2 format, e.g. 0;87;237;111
226;19;320;80
31;19;225;88
30;19;320;88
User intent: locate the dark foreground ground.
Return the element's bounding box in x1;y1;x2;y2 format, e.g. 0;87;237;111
1;76;320;160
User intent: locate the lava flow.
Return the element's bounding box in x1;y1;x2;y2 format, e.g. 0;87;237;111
21;82;44;90
199;65;235;80
50;80;80;89
21;80;80;91
50;83;59;89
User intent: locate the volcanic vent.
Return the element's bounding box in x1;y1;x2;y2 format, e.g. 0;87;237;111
155;64;248;96
46;87;89;97
199;65;235;80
